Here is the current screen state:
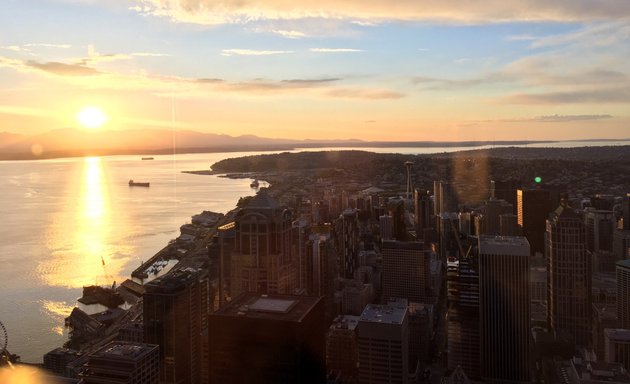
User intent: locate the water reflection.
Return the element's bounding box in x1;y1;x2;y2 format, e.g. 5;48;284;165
38;157;129;288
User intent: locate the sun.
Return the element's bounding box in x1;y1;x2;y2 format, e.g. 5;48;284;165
77;106;108;129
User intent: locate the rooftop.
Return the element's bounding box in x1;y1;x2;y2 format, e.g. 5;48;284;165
330;315;360;331
214;293;321;322
618;259;630;269
359;303;407;325
479;235;530;256
605;329;630;342
90;341;158;362
144;266;206;294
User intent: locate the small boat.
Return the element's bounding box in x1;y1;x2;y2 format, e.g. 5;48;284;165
141;157;154;160
129;179;150;187
250;179;259;188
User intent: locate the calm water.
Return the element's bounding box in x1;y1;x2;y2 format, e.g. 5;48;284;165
1;141;629;362
0;152;269;362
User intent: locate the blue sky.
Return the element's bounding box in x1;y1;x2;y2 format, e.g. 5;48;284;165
1;0;629;141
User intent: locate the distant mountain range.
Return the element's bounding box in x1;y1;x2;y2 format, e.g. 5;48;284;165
0;128;627;160
0;128;363;160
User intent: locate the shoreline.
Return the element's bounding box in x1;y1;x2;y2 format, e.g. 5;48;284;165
2;140;630;162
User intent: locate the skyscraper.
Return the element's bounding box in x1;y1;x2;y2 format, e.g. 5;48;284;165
357;302;409;384
335;208;360;278
143;266;209;384
623;193;630;230
382;240;430;303
517;189;552;255
546;202;592;347
414;189;432;235
447;257;480;379
478;235;531;382
208;293;325;384
229;189;296;297
81;341;159;384
618;259;630;329
584;209;615;252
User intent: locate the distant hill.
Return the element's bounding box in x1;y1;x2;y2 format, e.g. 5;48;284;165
0;128;362;160
0;128;627;161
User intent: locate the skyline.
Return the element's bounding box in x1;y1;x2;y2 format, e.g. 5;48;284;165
1;1;630;141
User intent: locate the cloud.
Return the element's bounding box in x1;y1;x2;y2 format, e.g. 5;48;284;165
500;88;630;104
25;61;100;76
326;88;405;100
271;29;307;39
281;78;340;85
499;114;614;122
1;45;26;52
310;48;363;53
0;105;54;117
530;22;630;48
506;34;538;42
220;49;293;56
132;52;172;57
24;43;72;49
131;0;630;25
196;77;225;83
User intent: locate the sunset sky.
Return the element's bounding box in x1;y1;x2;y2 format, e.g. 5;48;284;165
1;1;629;141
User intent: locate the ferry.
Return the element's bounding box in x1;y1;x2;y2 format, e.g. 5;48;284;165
129;179;150;187
141;157;154;160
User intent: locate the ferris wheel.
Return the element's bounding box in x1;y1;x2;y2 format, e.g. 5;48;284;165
0;320;7;355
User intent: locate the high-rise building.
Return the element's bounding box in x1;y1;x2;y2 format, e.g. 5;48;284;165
208;293;325;384
613;229;630;261
478;235;531;382
584;209;615;253
335;208;360;278
357;302;409;384
517;189;552;255
492;180;518;215
326;315;360;382
380;214;394;241
143;266;209;384
407;301;433;368
546;202;592;347
414;189;432;234
447;257;480;378
81;341;159;384
382;240;430;303
623;193;630;230
618;259;630;329
479;198;513;235
603;329;630;372
499;213;519;236
229;189;296;297
306;230;336;318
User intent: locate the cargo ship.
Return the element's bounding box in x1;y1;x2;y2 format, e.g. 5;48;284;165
129;179;150;187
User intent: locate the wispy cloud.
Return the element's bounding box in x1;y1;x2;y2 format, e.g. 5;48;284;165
326;88;404;100
506;34;538;42
310;48;363;53
501;88;630;104
221;49;293;56
1;45;26;52
0;105;54;117
530;22;630;49
24;43;72;49
131;52;171;57
271;29;307;39
132;0;630;25
1;43;72;52
25;61;100;76
281;78;340;85
498;114;614;123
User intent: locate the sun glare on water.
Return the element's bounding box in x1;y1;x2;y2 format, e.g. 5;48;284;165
76;106;108;129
